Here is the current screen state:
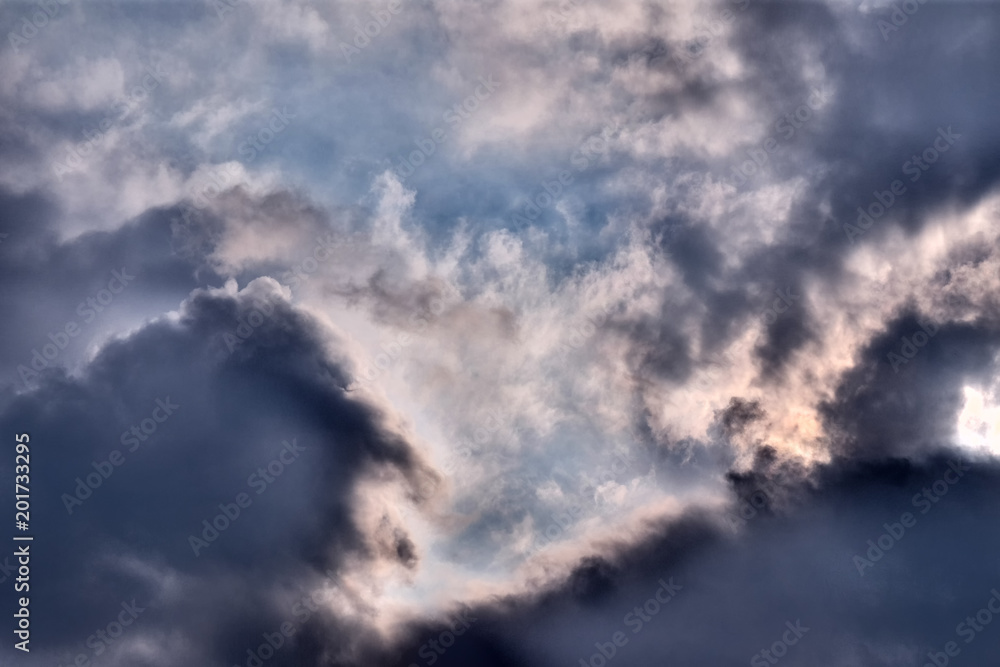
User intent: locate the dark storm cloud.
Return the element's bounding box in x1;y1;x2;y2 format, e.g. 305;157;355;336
754;302;817;379
0;279;438;666
720;2;998;372
379;454;1000;667
600;2;1000;382
2;0;1000;665
716;396;766;438
0;186;223;388
822;308;1000;460
619;311;695;383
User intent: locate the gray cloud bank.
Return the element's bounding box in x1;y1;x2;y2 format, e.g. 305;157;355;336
3;0;1000;665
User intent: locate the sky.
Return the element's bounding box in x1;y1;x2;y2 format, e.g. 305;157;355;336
1;0;1000;665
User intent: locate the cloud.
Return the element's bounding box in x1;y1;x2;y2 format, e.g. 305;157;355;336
0;276;438;666
379;454;1000;667
3;0;1000;664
